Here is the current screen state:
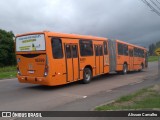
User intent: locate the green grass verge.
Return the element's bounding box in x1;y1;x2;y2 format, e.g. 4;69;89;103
95;84;160;111
148;56;159;62
0;66;17;79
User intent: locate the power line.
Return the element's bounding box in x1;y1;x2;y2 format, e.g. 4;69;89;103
143;0;160;15
141;0;160;16
156;0;160;5
150;0;160;10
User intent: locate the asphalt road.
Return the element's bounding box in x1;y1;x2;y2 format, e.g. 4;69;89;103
0;62;159;112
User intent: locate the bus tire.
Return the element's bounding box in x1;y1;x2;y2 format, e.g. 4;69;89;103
122;64;128;75
139;64;144;72
82;68;92;84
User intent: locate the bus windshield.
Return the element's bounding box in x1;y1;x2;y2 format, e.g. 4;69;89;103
16;34;45;52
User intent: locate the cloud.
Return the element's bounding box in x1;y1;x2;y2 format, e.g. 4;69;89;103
0;0;160;47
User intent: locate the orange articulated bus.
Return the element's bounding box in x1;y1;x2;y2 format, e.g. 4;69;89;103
16;31;147;86
108;40;148;74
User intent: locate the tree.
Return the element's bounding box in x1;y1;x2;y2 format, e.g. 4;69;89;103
0;29;16;67
156;41;160;48
148;41;160;56
148;43;156;56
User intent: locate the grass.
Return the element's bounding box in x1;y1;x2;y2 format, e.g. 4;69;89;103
115;88;147;103
0;66;17;79
95;84;160;111
148;56;159;62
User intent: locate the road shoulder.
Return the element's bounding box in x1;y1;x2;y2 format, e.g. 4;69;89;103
52;77;160;111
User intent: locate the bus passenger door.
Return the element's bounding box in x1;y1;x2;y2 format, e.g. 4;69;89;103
95;45;104;75
129;48;134;71
65;44;79;82
99;45;104;73
71;45;79;81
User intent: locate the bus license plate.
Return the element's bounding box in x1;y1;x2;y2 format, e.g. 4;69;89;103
28;70;34;74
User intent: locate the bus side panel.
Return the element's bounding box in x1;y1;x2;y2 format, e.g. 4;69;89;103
116;42;129;71
79;56;95;77
133;57;138;70
128;46;134;71
133;57;142;70
116;56;129;71
133;48;147;71
79;40;95;79
49;58;67;86
46;36;67;86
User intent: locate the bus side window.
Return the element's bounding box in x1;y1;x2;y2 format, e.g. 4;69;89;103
51;38;63;59
123;44;128;56
139;49;144;58
142;50;144;58
134;47;138;57
95;45;99;56
72;45;78;58
103;41;108;55
129;49;133;57
118;43;123;55
99;46;103;56
79;40;93;56
66;45;71;58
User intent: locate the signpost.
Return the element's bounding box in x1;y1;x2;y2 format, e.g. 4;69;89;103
155;48;160;78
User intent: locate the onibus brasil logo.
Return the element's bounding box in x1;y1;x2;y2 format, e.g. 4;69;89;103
1;112;42;118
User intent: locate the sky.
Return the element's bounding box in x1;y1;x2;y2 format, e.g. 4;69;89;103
0;0;160;48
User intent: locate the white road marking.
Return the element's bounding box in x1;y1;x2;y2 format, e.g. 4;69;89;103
83;96;87;98
59;92;87;99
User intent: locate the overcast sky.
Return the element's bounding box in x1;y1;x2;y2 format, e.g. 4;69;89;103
0;0;160;47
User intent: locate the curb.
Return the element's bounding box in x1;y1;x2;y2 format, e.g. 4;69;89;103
91;100;115;111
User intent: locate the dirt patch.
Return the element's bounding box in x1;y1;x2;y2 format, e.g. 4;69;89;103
150;84;160;93
113;100;134;107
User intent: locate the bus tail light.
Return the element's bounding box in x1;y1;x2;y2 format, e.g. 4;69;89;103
17;66;21;75
44;55;49;77
44;65;48;77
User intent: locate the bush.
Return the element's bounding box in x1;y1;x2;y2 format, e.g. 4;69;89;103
0;29;16;67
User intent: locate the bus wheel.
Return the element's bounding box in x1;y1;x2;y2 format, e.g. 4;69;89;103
82;68;92;84
122;64;128;75
139;64;144;72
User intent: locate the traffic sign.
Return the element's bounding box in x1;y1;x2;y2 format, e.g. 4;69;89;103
155;48;160;56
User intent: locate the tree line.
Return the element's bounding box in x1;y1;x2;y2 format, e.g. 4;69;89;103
148;41;160;56
0;29;16;67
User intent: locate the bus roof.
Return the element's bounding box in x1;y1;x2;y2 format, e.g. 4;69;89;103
16;31;107;41
116;39;146;50
16;31;146;50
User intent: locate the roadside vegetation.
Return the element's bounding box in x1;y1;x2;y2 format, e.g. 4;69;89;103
95;84;160;111
148;41;160;56
0;29;17;79
148;56;159;62
0;29;16;67
0;66;17;79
